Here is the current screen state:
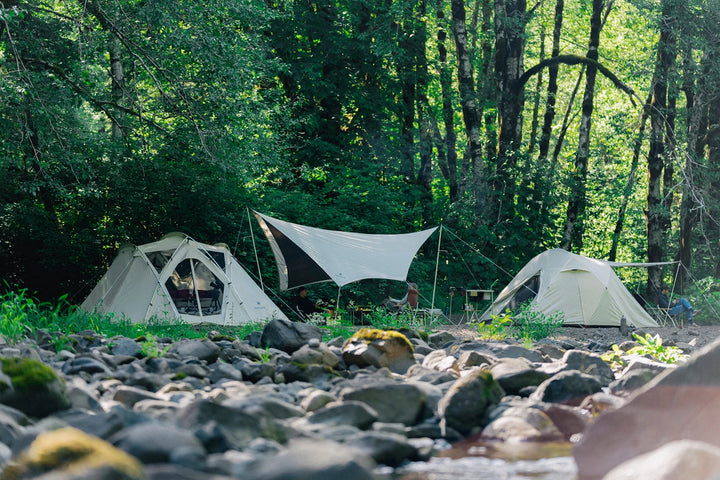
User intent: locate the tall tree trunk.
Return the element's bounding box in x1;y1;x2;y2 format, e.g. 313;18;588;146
646;0;677;294
609;93;652;261
537;0;564;163
675;47;703;287
436;0;459;202
527;1;546;155
493;0;527;224
416;0;434;226
397;17;417;180
451;0;484;175
561;0;604;252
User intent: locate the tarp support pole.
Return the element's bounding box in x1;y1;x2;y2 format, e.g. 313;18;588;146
335;287;341;320
430;226;443;314
247;208;264;290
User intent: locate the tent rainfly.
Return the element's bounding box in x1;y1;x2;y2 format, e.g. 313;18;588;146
480;248;659;327
81;233;288;325
253;211;438;290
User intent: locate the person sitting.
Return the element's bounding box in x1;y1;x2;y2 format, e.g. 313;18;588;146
292;287;320;320
382;282;419;312
657;284;699;325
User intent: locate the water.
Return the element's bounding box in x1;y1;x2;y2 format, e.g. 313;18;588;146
385;441;578;480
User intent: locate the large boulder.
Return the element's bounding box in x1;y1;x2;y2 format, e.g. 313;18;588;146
340;382;427;425
531;370;603;406
437;367;504;436
342;329;416;374
261;319;323;354
490;357;550;395
602;440;720;480
574;337;720;480
0;357;70;418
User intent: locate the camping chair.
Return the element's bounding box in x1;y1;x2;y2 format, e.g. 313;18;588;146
646;304;678;327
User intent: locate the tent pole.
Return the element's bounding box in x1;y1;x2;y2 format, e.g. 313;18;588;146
430;225;443;313
335;287;341;321
247;208;264;290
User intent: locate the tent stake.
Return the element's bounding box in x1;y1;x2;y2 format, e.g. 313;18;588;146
430;225;443;314
247;208;264;290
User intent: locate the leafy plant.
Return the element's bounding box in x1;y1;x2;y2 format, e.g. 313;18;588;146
139;334;171;359
601;344;627;370
507;304;565;341
631;333;688;364
473;314;512;340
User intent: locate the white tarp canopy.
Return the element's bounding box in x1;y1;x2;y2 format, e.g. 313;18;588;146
480;248;659;327
82;233;288;325
253;211;438;290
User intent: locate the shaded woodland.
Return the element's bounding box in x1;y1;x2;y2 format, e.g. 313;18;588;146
1;0;719;307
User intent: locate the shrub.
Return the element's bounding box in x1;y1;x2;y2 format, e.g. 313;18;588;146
507;304;565;342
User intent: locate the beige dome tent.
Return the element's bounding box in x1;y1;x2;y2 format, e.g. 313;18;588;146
480;249;658;327
81;233;288;325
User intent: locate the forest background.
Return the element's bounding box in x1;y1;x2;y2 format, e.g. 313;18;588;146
1;0;719;313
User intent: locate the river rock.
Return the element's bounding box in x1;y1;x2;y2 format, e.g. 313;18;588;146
346;430;418;466
340;382;427;425
481;406;563;442
306;400;378;429
438;367;504;436
4;426;144;479
574;337;720;480
602;439;720;480
244;438;376;480
0;357;70;418
261;319;323;354
490;357;550;395
111;421;205;465
342;329;416;374
168;339;220;362
560;350;616;386
531;370;603;406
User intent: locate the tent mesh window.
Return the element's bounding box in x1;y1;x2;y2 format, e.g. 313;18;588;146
147;250;174;272
509;275;540;311
165;259;224;315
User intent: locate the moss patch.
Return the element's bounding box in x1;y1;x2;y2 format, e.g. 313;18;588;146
1;358;59;392
347;328;414;351
2;427;143;480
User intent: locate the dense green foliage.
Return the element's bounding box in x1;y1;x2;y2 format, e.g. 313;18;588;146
1;0;719;315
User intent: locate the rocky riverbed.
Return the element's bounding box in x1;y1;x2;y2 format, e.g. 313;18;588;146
0;319;718;480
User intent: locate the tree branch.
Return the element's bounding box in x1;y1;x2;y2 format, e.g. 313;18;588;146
514;54;638;107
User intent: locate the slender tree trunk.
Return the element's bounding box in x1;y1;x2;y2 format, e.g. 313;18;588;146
561;0;604;252
527;1;546;154
415;0;434;226
609;93;652;261
397;16;417;180
551;66;584;168
537;0;564;163
646;0;677;294
675;47;702;286
450;0;484;175
481;0;497;169
436;0;459;202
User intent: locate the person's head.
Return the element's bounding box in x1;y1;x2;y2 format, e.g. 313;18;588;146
298;287;308;298
660;285;670;293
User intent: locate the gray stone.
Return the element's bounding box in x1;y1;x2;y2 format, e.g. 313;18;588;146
168;339;220;362
561;350;616;386
456;350;497;370
340;382;427;425
531;370;603;406
113;385;163;407
609;368;658;395
307;401;379;429
346;431;418;467
61;356;112;375
291;344;339;368
300;389;336;412
438;367;505;436
111;337;142;357
421;350;457;372
0;357;71;418
224;395;305;420
111;421;205;464
260;319;323;354
176;399;268;449
481;406;563;442
603;440;720;480
574;337;720;480
208;362;243;383
428;331;457;348
342;331;416;374
490;357;550;395
57;409;125;440
144;464;235;480
245;438;376;480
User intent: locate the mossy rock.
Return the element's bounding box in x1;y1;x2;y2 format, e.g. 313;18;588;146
2;427;144;480
0;357;70;418
345;328;414;352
